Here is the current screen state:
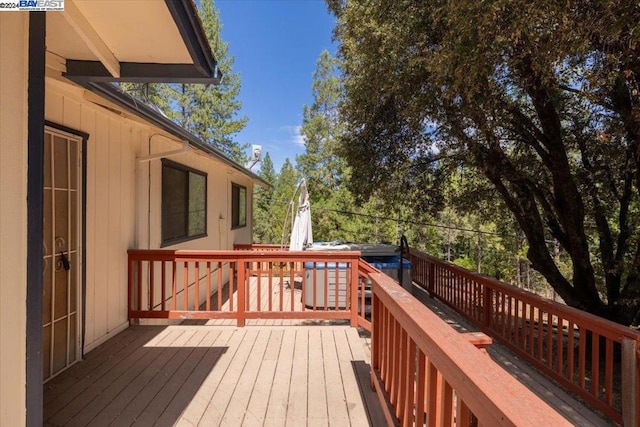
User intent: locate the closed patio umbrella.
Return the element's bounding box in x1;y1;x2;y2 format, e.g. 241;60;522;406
289;180;313;251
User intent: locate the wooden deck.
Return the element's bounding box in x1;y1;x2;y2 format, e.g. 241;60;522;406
43;324;380;426
44;267;618;426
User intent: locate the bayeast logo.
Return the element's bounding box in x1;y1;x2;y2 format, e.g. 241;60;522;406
19;0;64;10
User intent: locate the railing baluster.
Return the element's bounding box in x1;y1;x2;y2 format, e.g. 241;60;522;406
351;260;359;327
334;264;339;311
217;262;222;310
206;261;211;311
279;262;284;311
579;328;586;389
592;332;600;396
256;259;262;311
416;350;426;426
171;261;177;311
404;337;416;426
528;303;535;356
137;260;142;312
546;312;553;368
427;360;441;426
396;327;407;420
149;261;154;311
161;261;166;312
290;263;295;312
538;308;544;361
194;262;200;311
557;316;564;375
442;380;453;427
268;261;273;312
323;262;328;311
390;317;398;404
237;258;245;326
183;262;188;311
605;339;613;405
567;321;575;382
127;257;134;322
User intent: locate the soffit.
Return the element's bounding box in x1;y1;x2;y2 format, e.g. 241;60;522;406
46;1;192;65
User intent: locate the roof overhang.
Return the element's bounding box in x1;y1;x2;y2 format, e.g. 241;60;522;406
46;0;221;84
82;81;270;187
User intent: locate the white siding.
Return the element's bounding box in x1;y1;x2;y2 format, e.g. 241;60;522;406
45;79;255;350
0;13;29;426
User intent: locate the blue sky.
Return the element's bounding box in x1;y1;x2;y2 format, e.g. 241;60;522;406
215;0;337;172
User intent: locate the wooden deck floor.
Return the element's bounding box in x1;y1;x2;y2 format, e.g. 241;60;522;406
43;324;379;427
44;273;616;426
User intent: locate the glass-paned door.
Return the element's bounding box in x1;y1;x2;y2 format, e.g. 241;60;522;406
43;127;82;382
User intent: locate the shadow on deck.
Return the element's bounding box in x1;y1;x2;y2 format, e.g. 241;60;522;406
43;324;383;426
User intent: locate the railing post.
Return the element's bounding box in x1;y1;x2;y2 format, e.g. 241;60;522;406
350;257;359;327
127;253;133;325
371;288;379;389
237;258;246;327
621;337;638;426
428;262;435;296
482;285;492;329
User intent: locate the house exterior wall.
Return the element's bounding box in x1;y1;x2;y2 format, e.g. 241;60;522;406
45;78;255;350
0;13;29;427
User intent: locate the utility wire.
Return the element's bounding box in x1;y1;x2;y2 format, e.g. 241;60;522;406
313;206;516;238
262;198;517;238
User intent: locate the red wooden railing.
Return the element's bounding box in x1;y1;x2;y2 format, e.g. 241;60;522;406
128;249;371;329
369;271;571;426
128;247;593;425
409;247;640;425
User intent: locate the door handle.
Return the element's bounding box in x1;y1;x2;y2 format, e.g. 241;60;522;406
59;251;71;271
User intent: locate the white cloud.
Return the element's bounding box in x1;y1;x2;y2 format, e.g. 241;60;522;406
281;125;306;147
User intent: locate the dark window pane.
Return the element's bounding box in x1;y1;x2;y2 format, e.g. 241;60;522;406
162;160;207;244
162;164;187;241
231;183;247;229
189;210;206;236
188;172;206;236
232;185;239;228
238;186;246;227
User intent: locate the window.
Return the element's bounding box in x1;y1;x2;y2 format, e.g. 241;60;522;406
231;183;247;229
162;159;207;245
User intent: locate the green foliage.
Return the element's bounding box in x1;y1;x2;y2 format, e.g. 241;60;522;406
296;51;399;244
297;50;345;200
330;0;640;323
253;153;277;244
252;156;300;245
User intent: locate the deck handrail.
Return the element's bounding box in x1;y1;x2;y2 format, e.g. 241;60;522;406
408;247;640;425
369;271;571;426
128;249;369;328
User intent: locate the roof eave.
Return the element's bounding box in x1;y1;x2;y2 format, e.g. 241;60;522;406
82;82;270;187
62;0;223;84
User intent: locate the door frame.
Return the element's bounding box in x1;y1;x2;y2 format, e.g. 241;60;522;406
44;121;88;362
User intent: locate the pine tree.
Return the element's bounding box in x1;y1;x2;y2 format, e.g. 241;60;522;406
253;153;277;243
273;159;299;246
186;0;248;162
297;50;345;201
120;0;248;163
296;51;398;243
